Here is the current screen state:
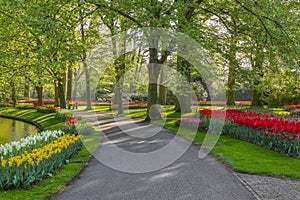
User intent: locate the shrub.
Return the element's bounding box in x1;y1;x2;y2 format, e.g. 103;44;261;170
56;111;73;122
36;107;57;114
76;120;95;135
16;105;36;109
61;117;78;135
0;104;9;108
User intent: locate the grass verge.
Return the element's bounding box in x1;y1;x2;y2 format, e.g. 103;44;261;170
0;108;93;200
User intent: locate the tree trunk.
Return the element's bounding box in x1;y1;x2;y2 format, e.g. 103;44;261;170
158;65;167;105
251;52;264;107
83;61;92;110
174;57;192;113
57;78;66;109
62;71;67;99
197;77;211;101
145;47;162;121
115;72;124;114
72;68;83;101
66;66;72;101
226;64;236;106
36;86;43;105
226;41;238;106
54;81;59;107
111;30;125;115
11;84;17;107
251;89;263;107
24;84;30;99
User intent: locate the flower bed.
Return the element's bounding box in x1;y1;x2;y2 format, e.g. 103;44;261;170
193;101;251;106
284;104;300;110
111;100;148;109
0;133;82;189
197;109;300;158
0;130;64;160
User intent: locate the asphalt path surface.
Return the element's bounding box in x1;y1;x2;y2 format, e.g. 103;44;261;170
52;111;256;200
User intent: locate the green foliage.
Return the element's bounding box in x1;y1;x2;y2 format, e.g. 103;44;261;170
0;104;9;108
36;107;56;114
61;119;95;135
15;105;36;110
55;111;73;122
61;123;78;135
75;120;96;135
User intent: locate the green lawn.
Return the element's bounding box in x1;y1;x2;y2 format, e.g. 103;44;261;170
114;105;300;180
0;108;92;200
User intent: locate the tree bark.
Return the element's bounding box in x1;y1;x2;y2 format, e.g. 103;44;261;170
83;61;92;110
226;64;236;106
195;76;211;101
54;81;59;107
66;66;73;101
36;86;43;105
115;71;124;114
145;47;162;121
226;40;239;106
175;57;192;113
24;84;30;99
158;65;167;105
57;78;66;109
62;71;67;99
72;68;83;101
251;52;264;107
11;84;17;107
251;89;263;107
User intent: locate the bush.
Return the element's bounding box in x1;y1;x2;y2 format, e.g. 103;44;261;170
16;105;36;109
76;120;96;135
37;107;57;113
56;111;73;122
61;119;95;135
0;104;9;108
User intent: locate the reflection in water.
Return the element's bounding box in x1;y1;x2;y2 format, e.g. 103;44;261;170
0;118;39;144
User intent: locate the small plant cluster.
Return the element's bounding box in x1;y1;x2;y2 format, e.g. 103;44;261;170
35;105;57;113
284;104;300;110
61;117;78;135
0;131;82;189
198;109;300;158
55;111;74;122
15;105;36;110
61;117;95;135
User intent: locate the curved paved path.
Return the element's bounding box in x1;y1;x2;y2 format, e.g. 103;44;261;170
52;111;257;200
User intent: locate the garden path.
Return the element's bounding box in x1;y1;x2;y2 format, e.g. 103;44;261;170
52;111;299;200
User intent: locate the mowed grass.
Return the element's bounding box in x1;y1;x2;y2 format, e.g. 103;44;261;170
119;105;300;180
0;107;62;130
0;107;93;199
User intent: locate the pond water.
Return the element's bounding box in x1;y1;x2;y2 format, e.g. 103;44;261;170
0;118;39;145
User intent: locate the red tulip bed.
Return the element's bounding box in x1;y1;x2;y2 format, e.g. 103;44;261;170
197;109;300;158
